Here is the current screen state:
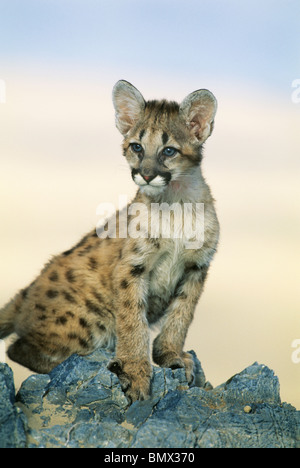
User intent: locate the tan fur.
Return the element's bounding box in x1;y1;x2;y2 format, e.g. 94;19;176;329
0;81;219;402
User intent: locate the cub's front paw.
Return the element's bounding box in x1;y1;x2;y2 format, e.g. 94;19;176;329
125;377;151;404
108;358;152;404
153;350;195;385
181;351;195;385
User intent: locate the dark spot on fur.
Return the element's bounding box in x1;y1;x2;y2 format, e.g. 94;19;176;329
62;290;77;304
21;288;29;299
97;323;106;332
148;237;160;248
63;234;90;257
88;257;98;270
130;265;145;277
46;289;59;299
49;271;59;282
66;310;75;318
139;129;145;140
49;332;59;338
78;338;89;349
103;306;114;318
185;263;209;282
38;314;47;321
56;316;67;325
65;269;76;283
68;333;78;340
35;303;46;311
79;317;89;328
63;247;75;257
78;244;93;257
120;279;128;289
123;300;131;308
91;289;104;304
85;299;104;316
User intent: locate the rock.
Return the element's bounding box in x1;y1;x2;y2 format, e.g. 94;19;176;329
0;349;299;448
0;363;27;448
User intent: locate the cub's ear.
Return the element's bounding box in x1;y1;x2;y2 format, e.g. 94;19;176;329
180;89;217;143
112;80;145;135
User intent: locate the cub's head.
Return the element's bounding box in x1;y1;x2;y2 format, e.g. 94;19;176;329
112;80;217;195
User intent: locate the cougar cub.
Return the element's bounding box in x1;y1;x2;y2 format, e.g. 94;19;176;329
0;80;219;403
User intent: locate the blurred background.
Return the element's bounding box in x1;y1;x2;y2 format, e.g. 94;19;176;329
0;0;299;409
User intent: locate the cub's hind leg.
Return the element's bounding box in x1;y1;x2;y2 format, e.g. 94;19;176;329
7;338;66;374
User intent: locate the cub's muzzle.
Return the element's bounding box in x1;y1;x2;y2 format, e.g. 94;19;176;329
131;169;171;188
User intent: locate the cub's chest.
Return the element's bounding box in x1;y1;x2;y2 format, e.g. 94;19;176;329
148;239;186;298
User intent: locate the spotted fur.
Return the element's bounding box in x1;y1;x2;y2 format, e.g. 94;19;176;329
0;80;219;403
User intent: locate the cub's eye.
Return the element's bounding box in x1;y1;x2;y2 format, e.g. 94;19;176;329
131;143;143;153
162;147;177;157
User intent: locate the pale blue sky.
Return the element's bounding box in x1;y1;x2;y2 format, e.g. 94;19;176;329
0;0;299;95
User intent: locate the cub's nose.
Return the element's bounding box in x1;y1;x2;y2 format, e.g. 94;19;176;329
141;174;156;183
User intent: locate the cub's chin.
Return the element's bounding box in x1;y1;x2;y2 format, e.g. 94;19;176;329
139;184;166;196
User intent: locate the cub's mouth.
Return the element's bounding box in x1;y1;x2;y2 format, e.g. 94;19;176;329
131;169;171;188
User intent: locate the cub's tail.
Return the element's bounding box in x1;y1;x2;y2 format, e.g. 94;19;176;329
0;290;24;339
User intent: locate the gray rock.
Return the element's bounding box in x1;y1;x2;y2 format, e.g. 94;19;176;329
1;349;299;448
0;363;27;448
